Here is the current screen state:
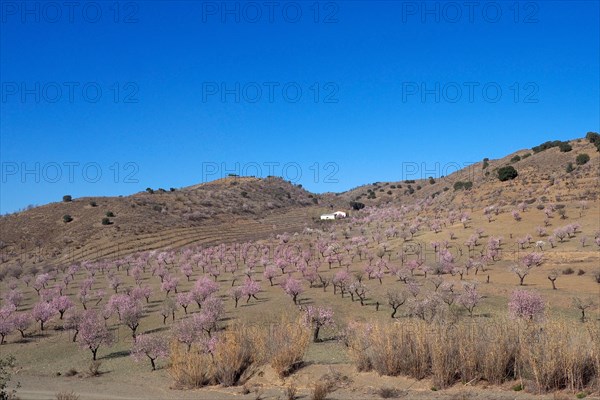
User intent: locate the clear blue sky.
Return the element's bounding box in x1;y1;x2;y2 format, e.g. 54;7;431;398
1;0;598;213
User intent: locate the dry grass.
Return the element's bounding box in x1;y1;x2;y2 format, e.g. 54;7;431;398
170;317;310;388
55;392;80;400
346;318;599;393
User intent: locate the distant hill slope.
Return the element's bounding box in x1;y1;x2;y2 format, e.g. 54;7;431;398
335;136;599;210
1;135;598;270
0;176;327;267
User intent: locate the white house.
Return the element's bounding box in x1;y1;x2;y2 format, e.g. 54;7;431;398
320;213;336;220
320;211;347;220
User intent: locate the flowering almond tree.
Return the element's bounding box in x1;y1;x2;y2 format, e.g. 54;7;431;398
282;277;304;305
508;290;545;321
32;301;56;331
79;311;114;360
302;306;334;342
131;334;169;370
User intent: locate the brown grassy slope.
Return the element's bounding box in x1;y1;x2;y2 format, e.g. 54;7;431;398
0;176;323;267
337;138;599;208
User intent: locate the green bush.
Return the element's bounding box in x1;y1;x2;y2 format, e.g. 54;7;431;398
63;214;73;223
146;188;154;194
428;177;435;185
510;155;521;163
522;153;531;159
62;195;72;202
498;166;518;181
89;201;97;207
482;158;489;169
453;181;473;191
576;153;590;165
586;131;600;152
350;201;365;210
101;218;112;225
106;211;115;217
532;140;572;153
559;142;572;152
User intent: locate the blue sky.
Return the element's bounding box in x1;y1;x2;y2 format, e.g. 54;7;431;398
1;0;598;213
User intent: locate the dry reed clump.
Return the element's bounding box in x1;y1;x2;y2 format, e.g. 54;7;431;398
170;317;310;389
345;318;599;393
264;317;310;378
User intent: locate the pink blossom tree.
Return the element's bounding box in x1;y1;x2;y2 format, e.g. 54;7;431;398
241;277;260;303
12;312;32;338
191;277;219;309
263;266;278;286
229;286;244;308
282;277;304;305
63;309;84;342
0;316;14;344
302;306;334;342
79;311;114;360
387;289;407;318
131;334;169;370
458;283;481;317
508;290;545;321
32;301;56;331
176;292;192;314
51;296;74;320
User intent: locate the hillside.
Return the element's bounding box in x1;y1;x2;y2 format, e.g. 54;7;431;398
338;136;599;210
1;135;598;271
0;176;328;268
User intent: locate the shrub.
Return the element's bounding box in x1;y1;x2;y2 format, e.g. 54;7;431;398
87;361;102;377
511;155;521;162
62;195;72;202
89;201;97;207
576;153;590;165
105;211;115;217
563;267;575;275
453;181;473;191
498;166;518;181
586;131;600;152
311;381;333;400
146;188;154;194
482;158;489;169
532;140;571;153
350;201;365;210
428;177;435;184
559;142;572;152
378;387;403;398
63;214;73;223
101;218;112;225
566;162;575;173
